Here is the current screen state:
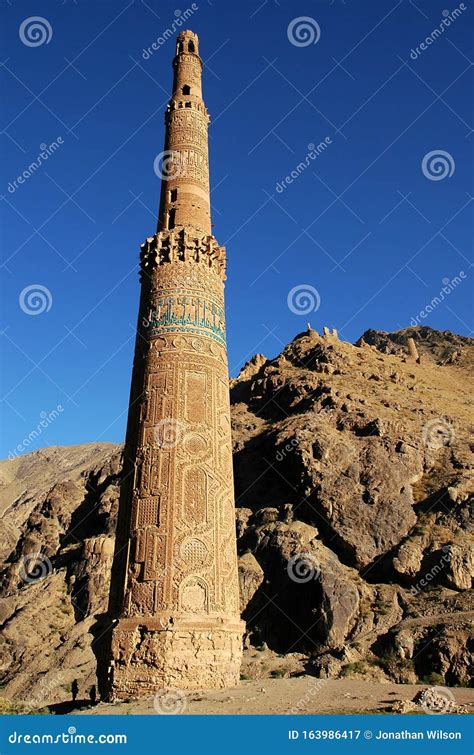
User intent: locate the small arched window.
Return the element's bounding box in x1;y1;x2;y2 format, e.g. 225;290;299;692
188;40;195;53
182;85;191;95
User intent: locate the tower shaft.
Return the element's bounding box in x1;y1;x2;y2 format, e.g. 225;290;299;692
158;33;211;235
107;30;243;698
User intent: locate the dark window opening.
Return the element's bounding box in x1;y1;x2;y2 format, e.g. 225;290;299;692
170;189;178;202
182;85;191;95
185;102;191;108
188;41;195;53
168;209;176;229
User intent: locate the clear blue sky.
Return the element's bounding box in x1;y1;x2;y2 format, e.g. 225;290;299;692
1;0;472;457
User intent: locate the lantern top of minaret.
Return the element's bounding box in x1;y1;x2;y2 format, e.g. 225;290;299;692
158;29;211;235
175;29;200;57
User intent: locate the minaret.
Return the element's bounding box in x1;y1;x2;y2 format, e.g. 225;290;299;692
107;30;244;698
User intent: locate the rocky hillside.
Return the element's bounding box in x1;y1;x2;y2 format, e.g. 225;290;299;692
357;326;473;366
0;326;472;709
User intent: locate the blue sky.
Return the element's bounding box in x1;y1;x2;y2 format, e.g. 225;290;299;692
1;0;472;457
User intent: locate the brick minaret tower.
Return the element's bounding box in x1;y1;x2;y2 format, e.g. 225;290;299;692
107;30;244;698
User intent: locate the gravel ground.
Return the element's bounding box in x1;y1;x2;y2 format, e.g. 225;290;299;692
78;678;474;716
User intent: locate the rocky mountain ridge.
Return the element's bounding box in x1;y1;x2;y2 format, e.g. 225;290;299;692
0;326;472;709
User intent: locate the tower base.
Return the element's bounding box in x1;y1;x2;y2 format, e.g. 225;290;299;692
108;617;244;700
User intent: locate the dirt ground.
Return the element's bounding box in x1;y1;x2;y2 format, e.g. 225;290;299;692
76;678;474;716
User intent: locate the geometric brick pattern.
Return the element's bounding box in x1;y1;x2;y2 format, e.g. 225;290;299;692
107;29;244;699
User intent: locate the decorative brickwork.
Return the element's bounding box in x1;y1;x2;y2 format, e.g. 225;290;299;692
107;30;244;699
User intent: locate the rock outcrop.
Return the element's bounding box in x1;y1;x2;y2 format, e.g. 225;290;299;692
0;327;472;708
